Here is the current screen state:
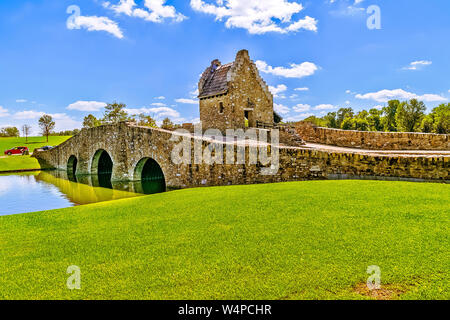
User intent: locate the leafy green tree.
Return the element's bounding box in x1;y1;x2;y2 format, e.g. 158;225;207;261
83;114;102;128
102;102;130;124
395;99;426;132
38;114;55;142
420;115;434;133
367;108;383;131
161;117;175;130
137;114;157;127
0;127;20;137
431;103;449;134
355;118;370;131
273;112;283;124
303;116;326;127
382;100;400;132
324;112;338;128
337;108;354;128
340;117;355;130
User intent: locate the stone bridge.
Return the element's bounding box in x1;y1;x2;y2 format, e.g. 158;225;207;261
33;123;450;191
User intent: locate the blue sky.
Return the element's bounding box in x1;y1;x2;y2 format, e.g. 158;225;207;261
1;0;449;134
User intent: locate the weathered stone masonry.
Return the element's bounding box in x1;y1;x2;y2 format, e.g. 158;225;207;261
296;122;450;151
33;123;449;188
198;50;274;133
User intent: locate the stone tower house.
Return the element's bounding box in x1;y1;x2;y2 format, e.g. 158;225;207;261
198;49;274;133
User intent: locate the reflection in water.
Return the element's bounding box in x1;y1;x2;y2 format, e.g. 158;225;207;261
35;171;142;206
0;169;168;216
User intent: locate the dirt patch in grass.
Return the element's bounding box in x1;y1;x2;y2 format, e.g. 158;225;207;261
355;283;408;300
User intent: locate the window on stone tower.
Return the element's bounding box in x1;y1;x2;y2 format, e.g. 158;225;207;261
219;102;224;114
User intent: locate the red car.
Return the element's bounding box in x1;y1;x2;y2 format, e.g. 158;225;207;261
4;146;29;156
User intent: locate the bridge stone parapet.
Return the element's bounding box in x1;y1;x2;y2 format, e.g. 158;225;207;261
33;123;449;190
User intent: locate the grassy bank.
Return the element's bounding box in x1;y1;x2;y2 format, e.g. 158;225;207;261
0;136;71;172
0;180;448;300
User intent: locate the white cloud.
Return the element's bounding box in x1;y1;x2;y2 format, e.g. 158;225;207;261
294;87;309;91
355;89;447;103
175;98;198;104
292;104;311;112
13;110;45;120
104;0;186;23
314;104;337;110
0;106;9;117
274;103;290;115
67;6;124;39
67;101;107;112
403;60;432;71
154;96;166;100
256;60;318;79
150;102;167;107
269;84;287;98
125;106;184;123
284;113;314;122
190;0;317;34
16;99;27;103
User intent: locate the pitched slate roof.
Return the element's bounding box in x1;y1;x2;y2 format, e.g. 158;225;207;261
198;63;234;98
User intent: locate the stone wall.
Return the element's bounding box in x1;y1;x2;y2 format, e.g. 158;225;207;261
33;123;449;190
296;122;450;151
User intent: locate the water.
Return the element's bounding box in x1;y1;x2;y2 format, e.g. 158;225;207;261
0;171;166;216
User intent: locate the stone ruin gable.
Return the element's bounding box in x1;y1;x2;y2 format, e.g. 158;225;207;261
296;122;450;151
198;49;274;133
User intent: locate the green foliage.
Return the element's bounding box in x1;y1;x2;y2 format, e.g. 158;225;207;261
302;99;448;134
83;114;102;128
0;181;448;299
136;114;157;128
395;99;426;132
382;100;400;132
273;112;283;124
0;127;20;137
324;112;338;128
38;114;55;142
102;102;131;124
161;117;176;130
303;115;327;127
337;108;354;128
430;103;450;134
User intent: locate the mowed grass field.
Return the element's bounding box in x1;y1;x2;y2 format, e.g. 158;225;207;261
0;180;448;300
0;136;71;172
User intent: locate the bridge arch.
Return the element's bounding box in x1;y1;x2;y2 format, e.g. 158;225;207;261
134;157;166;194
91;149;114;189
67;155;78;182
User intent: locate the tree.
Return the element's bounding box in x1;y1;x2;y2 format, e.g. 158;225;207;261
161;117;175;130
324;112;338;128
382;100;400;132
102;102;130;124
0;127;20;137
367;108;383;132
395;99;426;132
420;115;434;133
83;114;102;128
340;117;355;130
273;112;283;124
337;108;354;128
38;114;55;142
21;124;31;143
431;103;449;134
137;114;157;127
303;115;326;127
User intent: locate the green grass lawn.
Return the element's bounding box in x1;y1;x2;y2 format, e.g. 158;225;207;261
0;180;448;300
0;136;71;172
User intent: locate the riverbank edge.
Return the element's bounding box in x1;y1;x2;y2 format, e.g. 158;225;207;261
0;168;41;174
